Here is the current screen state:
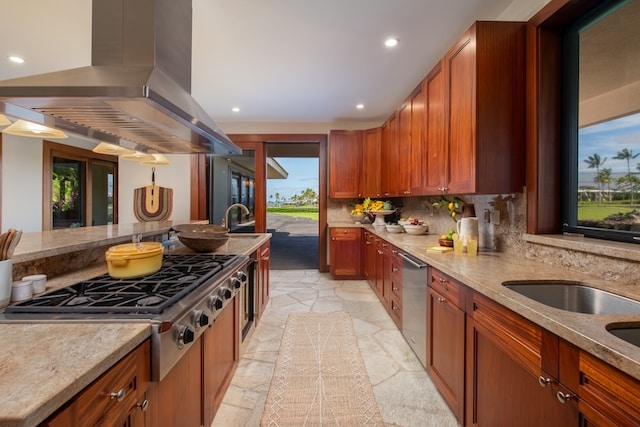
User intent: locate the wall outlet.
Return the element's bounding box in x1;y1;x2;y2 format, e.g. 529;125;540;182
490;210;500;225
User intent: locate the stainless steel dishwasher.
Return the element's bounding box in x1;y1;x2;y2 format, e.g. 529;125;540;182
400;252;429;368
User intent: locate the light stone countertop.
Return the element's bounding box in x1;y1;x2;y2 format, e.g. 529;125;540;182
330;221;640;383
0;230;271;427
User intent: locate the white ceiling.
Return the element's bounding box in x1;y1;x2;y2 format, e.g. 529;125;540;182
0;0;543;128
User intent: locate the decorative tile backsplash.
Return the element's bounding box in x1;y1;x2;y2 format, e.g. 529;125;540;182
329;191;640;285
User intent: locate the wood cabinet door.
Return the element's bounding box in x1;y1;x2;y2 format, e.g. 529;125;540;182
329;130;362;198
445;28;476;194
409;80;426;195
203;298;240;426
330;228;362;278
150;339;203;427
362;231;375;284
427;286;464;422
396;100;412;195
424;60;447;194
362;127;382;198
258;242;270;318
380;113;398;197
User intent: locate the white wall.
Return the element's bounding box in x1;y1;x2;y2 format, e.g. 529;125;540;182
1;135;44;232
497;0;552;20
1;134;193;232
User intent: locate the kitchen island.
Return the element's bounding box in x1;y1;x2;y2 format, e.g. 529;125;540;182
0;223;271;427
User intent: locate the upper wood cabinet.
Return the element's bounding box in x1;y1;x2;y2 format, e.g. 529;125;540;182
408;81;426;195
424;60;448;194
443;21;525;195
380;113;398;197
329;130;363;198
362;127;382;198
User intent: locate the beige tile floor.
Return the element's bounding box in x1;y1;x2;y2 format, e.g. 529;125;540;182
211;270;461;427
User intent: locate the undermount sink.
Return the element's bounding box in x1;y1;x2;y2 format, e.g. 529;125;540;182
607;323;640;347
502;280;640;315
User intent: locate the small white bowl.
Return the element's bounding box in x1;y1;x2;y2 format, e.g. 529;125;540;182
403;224;428;235
23;274;47;294
386;224;403;234
11;280;33;302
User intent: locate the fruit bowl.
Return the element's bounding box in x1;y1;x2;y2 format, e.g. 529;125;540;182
403;224;428;235
438;238;454;247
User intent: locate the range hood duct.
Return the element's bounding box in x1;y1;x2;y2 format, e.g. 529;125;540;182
0;0;241;155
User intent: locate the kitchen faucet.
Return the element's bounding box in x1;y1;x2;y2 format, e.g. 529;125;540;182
222;203;250;228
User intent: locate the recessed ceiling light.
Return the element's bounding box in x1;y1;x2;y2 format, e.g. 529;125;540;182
356;104;364;109
8;56;24;64
384;38;399;48
232;107;240;112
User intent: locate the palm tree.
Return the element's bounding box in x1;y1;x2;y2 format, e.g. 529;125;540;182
598;168;613;202
614;149;639;206
275;192;280;206
584;153;607;204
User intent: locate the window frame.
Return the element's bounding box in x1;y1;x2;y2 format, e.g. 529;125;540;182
43;141;119;230
560;0;639;244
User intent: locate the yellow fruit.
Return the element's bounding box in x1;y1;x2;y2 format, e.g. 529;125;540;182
448;202;454;210
440;234;448;240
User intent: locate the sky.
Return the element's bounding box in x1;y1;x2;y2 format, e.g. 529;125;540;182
578;111;640;186
267;157;319;201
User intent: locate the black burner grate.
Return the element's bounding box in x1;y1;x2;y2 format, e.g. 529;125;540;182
6;254;241;315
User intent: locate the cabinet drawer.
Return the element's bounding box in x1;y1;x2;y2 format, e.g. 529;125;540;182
429;269;460;308
470;291;542;377
580;351;640;425
330;227;360;240
46;340;150;426
389;296;402;329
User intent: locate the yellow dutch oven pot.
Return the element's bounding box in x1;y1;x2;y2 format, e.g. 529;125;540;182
105;242;164;279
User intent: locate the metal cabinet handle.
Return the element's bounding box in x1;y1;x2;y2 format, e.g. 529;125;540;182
392;267;399;272
392;286;399;291
109;388;126;402
538;376;552;387
556;391;574;404
438;278;447;284
392;305;400;311
137;399;149;411
437;297;447;303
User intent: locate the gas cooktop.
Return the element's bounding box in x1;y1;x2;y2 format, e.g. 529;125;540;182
5;254;244;316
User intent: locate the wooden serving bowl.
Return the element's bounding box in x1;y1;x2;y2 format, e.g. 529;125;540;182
438;238;454;247
176;233;229;252
172;224;229;235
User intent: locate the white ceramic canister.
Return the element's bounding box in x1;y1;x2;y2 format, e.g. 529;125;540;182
11;279;33;302
0;259;13;308
456;217;479;246
23;274;47;294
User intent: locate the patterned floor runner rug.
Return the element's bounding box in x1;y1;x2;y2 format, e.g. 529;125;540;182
261;311;384;426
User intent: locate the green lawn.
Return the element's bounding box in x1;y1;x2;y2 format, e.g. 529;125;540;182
577;204;636;221
267;206;319;221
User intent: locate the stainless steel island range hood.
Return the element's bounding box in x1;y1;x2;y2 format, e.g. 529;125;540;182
0;0;241;155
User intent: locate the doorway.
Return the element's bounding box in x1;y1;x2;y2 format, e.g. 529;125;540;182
266;144;319;270
227;134;328;272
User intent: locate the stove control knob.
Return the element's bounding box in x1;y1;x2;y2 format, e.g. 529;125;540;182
236;270;248;283
230;277;242;289
219;286;233;300
208;295;223;311
192;310;209;328
176;325;195;348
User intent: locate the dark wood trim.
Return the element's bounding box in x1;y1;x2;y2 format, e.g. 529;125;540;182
525;0;599;234
190;154;208;221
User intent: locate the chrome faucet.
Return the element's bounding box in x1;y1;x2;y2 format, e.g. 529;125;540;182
222;203;250;228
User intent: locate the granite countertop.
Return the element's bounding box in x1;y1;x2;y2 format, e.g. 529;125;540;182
330;221;640;383
0;230;271;427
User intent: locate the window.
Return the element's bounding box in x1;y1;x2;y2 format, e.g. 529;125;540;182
563;0;640;243
44;142;118;229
